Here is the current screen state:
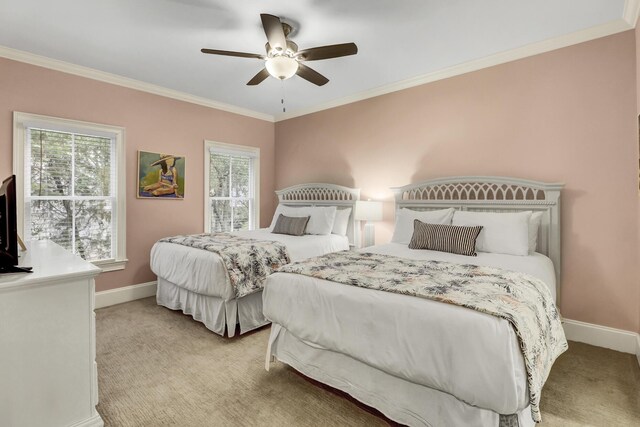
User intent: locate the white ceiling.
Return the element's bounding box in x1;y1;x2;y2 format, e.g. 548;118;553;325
0;0;630;120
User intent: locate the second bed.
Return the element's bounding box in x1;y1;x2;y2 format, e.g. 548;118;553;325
152;183;361;337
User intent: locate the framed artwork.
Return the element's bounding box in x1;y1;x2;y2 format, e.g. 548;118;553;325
137;151;185;199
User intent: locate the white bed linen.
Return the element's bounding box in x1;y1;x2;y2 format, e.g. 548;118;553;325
268;324;535;427
368;243;557;300
157;277;267;337
262;243;557;415
150;229;349;300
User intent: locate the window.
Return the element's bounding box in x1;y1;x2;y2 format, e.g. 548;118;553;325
204;141;259;233
13;112;127;271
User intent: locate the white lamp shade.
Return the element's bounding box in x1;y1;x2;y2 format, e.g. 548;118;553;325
354;200;383;221
265;56;299;80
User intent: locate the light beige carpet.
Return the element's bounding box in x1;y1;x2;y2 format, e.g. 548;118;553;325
96;297;640;426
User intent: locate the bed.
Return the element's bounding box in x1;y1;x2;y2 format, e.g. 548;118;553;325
152;183;361;337
263;176;565;427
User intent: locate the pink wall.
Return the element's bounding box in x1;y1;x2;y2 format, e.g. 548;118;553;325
637;24;640;114
0;57;275;292
636;23;640;334
1;30;638;332
275;31;640;333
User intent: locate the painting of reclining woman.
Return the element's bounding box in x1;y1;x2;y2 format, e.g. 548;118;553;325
137;151;185;199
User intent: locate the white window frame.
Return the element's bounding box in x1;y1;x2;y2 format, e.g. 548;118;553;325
12;112;127;271
204;140;260;233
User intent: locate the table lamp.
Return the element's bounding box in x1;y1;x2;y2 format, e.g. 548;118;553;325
354;200;383;248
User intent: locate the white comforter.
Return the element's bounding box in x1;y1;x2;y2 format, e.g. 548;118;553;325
262;243;557;415
150;229;350;300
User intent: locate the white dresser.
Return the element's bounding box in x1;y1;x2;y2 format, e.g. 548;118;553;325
0;240;103;427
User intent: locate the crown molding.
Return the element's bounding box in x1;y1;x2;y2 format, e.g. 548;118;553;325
623;0;640;26
1;7;635;124
274;18;634;122
0;45;274;123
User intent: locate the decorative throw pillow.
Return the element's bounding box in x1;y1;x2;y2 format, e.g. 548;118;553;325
408;220;483;256
391;208;455;244
272;214;310;236
269;205;337;235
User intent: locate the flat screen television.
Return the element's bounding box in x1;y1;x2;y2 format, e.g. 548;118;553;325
0;175;31;274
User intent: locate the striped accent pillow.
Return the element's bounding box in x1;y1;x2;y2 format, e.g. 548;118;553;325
272;214;310;236
408;220;483;256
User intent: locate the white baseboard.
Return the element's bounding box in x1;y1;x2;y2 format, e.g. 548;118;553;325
68;414;104;427
95;281;157;309
563;318;640;355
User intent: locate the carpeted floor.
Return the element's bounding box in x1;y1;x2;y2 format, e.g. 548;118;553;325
96;297;640;426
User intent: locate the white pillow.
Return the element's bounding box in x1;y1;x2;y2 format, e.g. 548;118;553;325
332;208;351;236
391;208;455;244
452;210;532;256
269;205;337;235
528;212;543;253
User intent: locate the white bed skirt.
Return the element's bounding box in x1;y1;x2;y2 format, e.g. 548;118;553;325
266;324;535;427
156;277;269;337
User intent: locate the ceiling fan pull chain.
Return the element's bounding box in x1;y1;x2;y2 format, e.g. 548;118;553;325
281;79;286;113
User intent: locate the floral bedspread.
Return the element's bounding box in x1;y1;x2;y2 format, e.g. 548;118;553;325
278;251;567;422
159;233;290;298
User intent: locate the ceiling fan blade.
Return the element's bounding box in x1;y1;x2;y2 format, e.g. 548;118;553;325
201;48;263;59
247;68;270;86
296;43;358;61
296;63;329;86
260;14;287;51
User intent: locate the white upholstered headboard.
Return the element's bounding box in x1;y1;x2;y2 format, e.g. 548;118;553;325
391;176;564;303
275;183;361;248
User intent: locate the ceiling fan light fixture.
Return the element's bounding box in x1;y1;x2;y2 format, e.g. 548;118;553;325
265;56;299;80
201;14;357;87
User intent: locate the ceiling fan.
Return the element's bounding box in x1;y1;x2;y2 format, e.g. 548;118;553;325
201;14;358;86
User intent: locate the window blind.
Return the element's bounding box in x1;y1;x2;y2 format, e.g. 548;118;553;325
209;151;254;232
25;127;117;261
